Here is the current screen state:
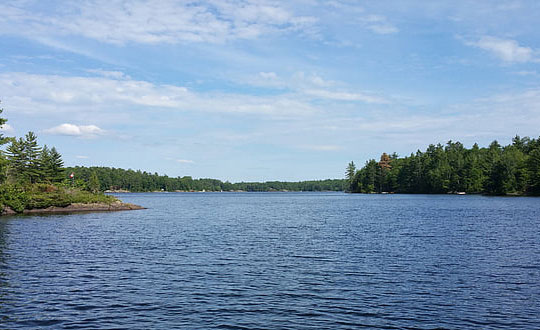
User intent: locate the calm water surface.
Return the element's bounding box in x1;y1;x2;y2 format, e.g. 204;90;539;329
1;193;539;329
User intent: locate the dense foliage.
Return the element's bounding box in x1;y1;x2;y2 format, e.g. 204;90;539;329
0;106;117;212
346;137;540;196
64;166;346;192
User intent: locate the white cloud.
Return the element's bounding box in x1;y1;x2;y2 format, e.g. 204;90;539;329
304;89;389;104
0;72;320;118
0;123;14;133
44;123;105;137
469;36;537;63
176;159;195;164
86;69;130;80
362;15;398;35
76;155;89;159
241;71;389;104
0;1;316;45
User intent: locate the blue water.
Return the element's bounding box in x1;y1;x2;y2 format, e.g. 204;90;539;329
1;193;539;329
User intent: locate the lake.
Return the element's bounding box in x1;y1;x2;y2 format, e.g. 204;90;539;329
1;192;539;329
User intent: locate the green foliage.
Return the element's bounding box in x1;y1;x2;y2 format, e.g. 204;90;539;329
346;161;356;192
347;136;540;196
68;189;117;204
0;101;9;146
0;184;28;212
24;184;72;209
5;133;64;184
0;183;118;213
63;166;346;192
88;171;100;193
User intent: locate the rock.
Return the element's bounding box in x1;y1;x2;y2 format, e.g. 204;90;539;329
1;207;17;216
20;202;146;215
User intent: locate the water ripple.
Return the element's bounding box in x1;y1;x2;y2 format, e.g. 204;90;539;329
1;193;539;329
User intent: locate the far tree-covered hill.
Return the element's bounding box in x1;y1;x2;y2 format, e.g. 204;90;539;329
63;166;346;192
346;136;540;196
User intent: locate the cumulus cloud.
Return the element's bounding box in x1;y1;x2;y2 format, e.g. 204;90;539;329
0;0;316;45
468;36;537;63
44;123;105;137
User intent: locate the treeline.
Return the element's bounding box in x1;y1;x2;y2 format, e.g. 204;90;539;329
65;166;346;192
346;136;540;196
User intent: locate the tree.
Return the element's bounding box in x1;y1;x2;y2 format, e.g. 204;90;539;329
0;101;9;146
39;145;53;182
345;161;356;192
0;103;9;183
23;132;42;183
6;138;27;183
527;148;540;195
378;153;392;192
88;171;101;193
346;136;540;195
49;147;64;182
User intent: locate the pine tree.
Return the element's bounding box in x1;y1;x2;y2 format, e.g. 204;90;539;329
23;132;42;183
6;138;27;182
39;145;53;182
49;147;65;182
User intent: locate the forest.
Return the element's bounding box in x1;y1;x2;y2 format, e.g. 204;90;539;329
346;137;540;196
64;166;346;192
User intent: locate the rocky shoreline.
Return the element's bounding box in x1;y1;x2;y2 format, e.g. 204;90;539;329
1;201;145;216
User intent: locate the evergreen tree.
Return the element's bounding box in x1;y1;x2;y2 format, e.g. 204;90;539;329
39;145;53;182
346;161;356;192
6;138;27;183
49;147;64;182
88;171;101;193
0;104;9;183
23;132;42;183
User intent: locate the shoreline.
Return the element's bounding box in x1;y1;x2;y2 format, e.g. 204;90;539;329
1;201;145;216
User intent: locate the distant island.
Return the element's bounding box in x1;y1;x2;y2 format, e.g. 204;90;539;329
346;136;540;196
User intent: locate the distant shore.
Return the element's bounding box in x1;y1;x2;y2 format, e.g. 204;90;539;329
2;201;145;216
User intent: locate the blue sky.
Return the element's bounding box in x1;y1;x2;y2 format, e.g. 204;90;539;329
1;0;539;182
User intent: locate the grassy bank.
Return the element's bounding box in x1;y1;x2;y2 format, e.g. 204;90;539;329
1;183;118;213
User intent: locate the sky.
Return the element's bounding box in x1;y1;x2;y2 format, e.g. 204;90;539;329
1;0;539;182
